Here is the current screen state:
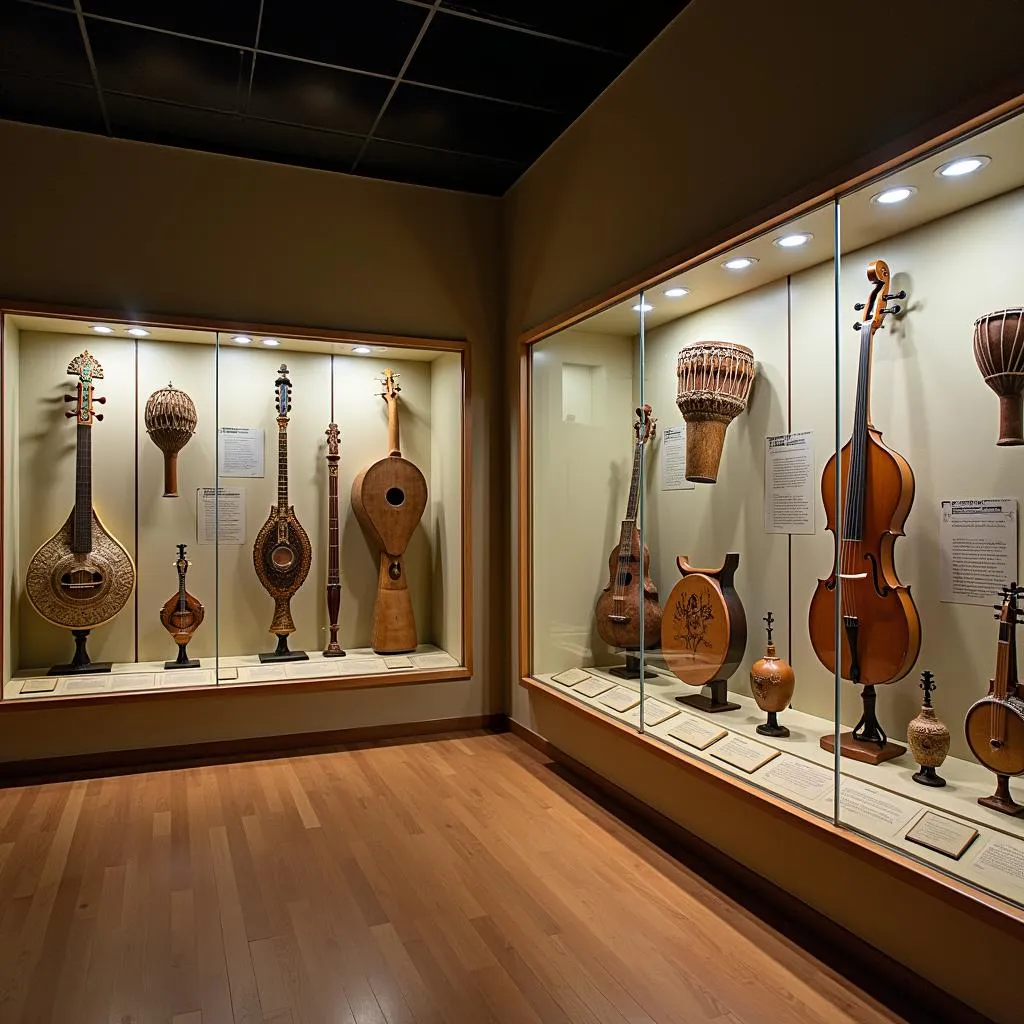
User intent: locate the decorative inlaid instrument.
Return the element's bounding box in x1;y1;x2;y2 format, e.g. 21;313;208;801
159;542;204;669
323;422;345;657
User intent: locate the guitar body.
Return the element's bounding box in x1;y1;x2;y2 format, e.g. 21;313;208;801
253;508;312;636
352;455;427;653
159;590;204;645
595;526;661;650
966;693;1024;777
26;508;135;630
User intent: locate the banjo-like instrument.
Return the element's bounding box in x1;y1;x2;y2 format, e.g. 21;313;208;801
25;350;135;673
253;364;312;662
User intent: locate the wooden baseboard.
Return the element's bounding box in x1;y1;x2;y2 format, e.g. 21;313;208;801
507;718;991;1024
0;714;508;786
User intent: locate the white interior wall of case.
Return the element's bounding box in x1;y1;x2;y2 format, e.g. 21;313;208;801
3;318;20;682
532;184;1024;762
10;331;464;675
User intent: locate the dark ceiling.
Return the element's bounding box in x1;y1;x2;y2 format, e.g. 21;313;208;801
0;0;689;196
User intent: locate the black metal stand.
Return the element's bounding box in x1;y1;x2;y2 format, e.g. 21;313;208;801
609;652;659;680
165;643;199;670
259;633;310;664
48;629;111;676
676;678;740;713
757;710;790;738
852;684;888;745
912;765;946;788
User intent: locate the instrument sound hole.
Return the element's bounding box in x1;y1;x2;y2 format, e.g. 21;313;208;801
271;546;295;569
60;570;102;594
618;572;633;586
385;487;405;507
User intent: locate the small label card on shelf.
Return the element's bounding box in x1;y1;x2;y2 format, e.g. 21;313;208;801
384;656;414;670
667;716;728;751
574;676;616;699
757;755;833;804
19;677;58;695
835;778;919;836
905;811;979;861
552;667;591;688
710;734;781;774
217;667;239;681
598;686;642;713
620;700;680;729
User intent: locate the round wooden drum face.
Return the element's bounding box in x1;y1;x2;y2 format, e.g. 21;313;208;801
661;574;730;686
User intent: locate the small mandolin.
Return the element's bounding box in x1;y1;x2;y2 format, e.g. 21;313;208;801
25;350;135;672
965;583;1024;815
159;543;204;668
595;405;661;659
253;364;312;661
351;369;427;654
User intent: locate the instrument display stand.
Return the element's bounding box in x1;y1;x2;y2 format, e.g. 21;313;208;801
676;679;740;714
913;765;946;788
48;629;111;676
757;711;790;738
259;634;310;664
165;643;199;671
820;684;905;765
979;774;1023;816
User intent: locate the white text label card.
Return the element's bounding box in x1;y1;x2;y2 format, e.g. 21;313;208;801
196;487;246;545
661;426;695;491
905;811;979;861
668;716;728;751
709;734;780;774
764;431;814;535
940;498;1017;606
218;426;265;478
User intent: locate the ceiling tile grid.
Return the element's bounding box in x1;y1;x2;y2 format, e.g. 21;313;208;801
0;0;690;195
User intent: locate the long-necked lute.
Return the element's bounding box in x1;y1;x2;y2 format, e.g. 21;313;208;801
160;542;204;668
965;583;1024;815
25;350;135;673
323;422;345;657
595;405;661;656
253;364;312;661
351;369;427;654
808;260;920;763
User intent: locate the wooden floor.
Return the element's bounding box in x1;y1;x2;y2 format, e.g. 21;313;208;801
0;731;906;1024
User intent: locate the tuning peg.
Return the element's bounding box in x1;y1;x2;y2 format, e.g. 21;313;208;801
882;305;902;315
885;290;907;301
65;411;75;419
854;302;866;311
95;395;106;404
853;321;863;331
64;394;75;403
95;413;103;421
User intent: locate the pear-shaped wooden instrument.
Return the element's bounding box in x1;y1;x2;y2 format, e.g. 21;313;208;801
159;543;204;669
750;611;795;738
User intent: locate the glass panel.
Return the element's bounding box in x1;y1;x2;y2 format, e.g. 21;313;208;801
834;107;1024;906
530;296;646;730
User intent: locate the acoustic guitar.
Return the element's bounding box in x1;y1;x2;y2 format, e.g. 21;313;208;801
26;350;135;672
253;364;312;661
351;369;427;654
159;542;204;669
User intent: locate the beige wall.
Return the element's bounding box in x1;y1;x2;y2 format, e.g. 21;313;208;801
0;119;505;757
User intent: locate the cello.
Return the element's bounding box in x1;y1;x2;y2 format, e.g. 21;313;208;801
965;583;1024;815
808;260;920;764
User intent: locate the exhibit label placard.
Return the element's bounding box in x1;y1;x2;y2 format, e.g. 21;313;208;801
939;498;1017;606
196;487;246;545
661;426;695;491
905;811;979;860
218;426;265;478
764;431;815;534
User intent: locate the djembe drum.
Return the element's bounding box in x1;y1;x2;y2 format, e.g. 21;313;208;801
675;341;755;483
144;382;198;497
973;309;1024;446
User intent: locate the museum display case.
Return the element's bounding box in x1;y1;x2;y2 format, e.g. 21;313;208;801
1;311;470;701
522;105;1024;909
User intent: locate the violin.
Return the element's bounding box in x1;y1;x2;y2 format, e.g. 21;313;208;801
965;583;1024;815
808;260;920;747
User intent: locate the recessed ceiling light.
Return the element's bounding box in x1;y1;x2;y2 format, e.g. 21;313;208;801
127;327;149;337
936;155;990;178
352;345;372;355
872;186;916;205
261;337;280;347
232;335;252;344
722;257;758;271
91;324;114;334
664;287;689;298
773;232;812;248
632;302;654;313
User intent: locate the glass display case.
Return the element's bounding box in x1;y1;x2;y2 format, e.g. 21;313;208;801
1;310;469;700
523;104;1024;909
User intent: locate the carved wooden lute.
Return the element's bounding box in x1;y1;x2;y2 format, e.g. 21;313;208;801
323;422;345;657
26;351;136;660
351;369;427;654
253;364;312;660
160;542;204;668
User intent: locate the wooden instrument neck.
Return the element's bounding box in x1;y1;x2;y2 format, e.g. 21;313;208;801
326;450;340;585
841;322;876;542
277;415;289;508
73;422;93;553
386;396;401;457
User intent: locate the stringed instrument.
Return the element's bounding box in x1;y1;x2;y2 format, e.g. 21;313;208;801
159;542;204;668
351;369;427;654
808;260;920;763
252;364;312;661
25;350;135;672
965;583;1024;815
323;422;345;657
595;405;661;656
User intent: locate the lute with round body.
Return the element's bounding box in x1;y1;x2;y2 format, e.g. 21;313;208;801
25;350;136;673
351;369;427;654
252;364;312;662
965;583;1024;815
159;542;204;669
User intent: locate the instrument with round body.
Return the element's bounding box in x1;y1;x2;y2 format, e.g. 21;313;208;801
159;542;204;668
144;382;198;497
675;341;755;483
749;611;795;737
973;308;1024;446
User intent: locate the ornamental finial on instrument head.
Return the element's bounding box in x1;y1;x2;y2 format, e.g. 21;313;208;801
763;610;774;644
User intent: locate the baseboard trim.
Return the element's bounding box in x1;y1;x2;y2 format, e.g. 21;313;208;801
507;718;991;1024
0;713;508;786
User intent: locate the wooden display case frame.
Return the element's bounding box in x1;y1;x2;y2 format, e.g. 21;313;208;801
0;301;474;709
516;89;1024;934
